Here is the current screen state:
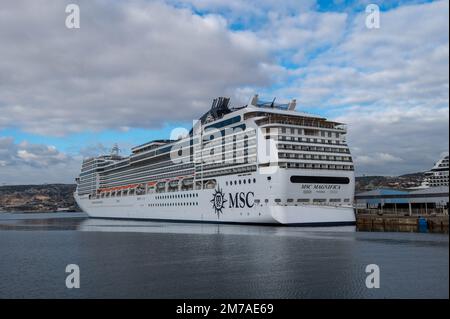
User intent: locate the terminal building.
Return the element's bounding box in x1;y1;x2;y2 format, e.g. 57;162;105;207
355;154;449;214
355;186;449;214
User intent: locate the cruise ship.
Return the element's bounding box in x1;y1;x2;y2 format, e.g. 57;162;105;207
423;155;449;187
74;95;356;225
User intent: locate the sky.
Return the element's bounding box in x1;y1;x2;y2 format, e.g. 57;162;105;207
0;0;448;184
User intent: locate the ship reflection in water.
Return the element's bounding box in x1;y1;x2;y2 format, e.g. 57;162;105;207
78;218;357;235
0;212;448;299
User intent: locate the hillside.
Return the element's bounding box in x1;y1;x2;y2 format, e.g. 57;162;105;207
355;172;426;192
0;184;78;212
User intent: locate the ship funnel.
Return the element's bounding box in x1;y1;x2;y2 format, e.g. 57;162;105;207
248;94;259;106
288;99;297;111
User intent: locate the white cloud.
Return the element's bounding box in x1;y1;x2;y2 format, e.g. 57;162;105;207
355;153;404;166
0;0;275;135
264;0;449;175
337;105;449;175
0;137;80;184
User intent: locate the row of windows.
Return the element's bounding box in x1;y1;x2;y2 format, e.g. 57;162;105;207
200;130;256;149
277;144;350;154
276;135;344;145
226;178;257;186
101;162;193;182
156;193;199;200
147;198;350;207
429;182;449;186
429;172;449;176
279;127;340;138
278;152;352;162
101;155;192;179
196;148;257;164
91;187;198;199
149;202;199;207
197;156;257;171
199;165;257;178
281;162;354;170
256;117;339;130
100;169;194;188
271;198;351;204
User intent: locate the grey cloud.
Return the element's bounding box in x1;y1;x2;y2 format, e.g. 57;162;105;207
0;137;71;168
0;0;274;135
266;1;449;175
337;105;449;175
0;137;80;184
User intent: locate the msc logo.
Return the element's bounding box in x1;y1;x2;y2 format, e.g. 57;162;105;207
211;186;227;218
211;185;255;218
229;192;254;209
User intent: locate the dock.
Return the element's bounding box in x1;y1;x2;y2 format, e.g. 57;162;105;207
356;212;449;233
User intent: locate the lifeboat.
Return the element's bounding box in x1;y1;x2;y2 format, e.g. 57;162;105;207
182;178;194;186
168;180;179;188
156;181;166;189
136;184;146;195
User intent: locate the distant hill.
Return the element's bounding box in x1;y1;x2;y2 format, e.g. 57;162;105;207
355;172;426;192
0;184;78;213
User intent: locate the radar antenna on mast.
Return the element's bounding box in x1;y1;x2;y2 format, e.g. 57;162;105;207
111;143;120;156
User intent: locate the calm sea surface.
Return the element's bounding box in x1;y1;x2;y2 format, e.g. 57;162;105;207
0;212;448;299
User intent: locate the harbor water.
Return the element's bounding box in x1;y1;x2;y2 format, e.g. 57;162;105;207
0;212;448;298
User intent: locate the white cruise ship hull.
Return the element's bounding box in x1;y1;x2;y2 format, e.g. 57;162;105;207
75;171;356;226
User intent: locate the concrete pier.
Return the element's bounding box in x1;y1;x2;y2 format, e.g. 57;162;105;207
356;213;449;233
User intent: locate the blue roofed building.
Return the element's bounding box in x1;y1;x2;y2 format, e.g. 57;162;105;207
355;187;449;214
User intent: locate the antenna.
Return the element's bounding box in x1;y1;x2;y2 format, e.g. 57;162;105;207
111;143;120;156
270;97;276;108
